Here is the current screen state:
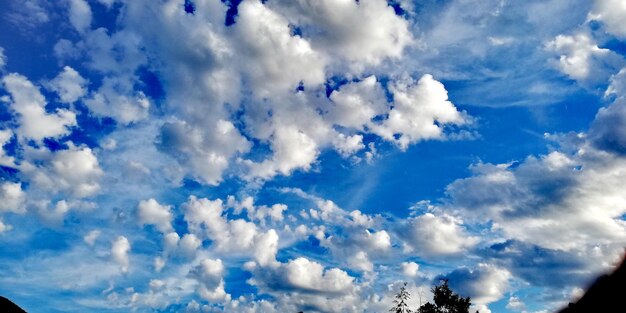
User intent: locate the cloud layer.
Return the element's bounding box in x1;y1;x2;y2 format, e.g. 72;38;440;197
1;0;626;312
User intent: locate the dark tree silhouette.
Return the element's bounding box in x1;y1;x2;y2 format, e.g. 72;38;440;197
390;282;413;313
417;279;473;313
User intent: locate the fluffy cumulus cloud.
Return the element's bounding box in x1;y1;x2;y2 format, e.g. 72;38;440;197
67;0;92;34
4;0;626;312
401;261;420;277
83;79;151;125
261;257;354;293
137;198;173;234
269;0;413;66
446;148;626;253
243;72;468;179
0;130;15;167
0;182;26;214
23;144;103;198
247;257;359;312
606;67;626;98
234;0;326;96
0;182;26;232
589;0;626;38
328;75;387;130
546;32;623;85
320;227;391;272
111;235;131;273
402;212;478;257
83;229;101;246
191;258;229;302
183;196;279;266
89;0;465;183
46;66;88;104
1;73;76;142
158;119;250;185
372;74;469;149
443;264;511;313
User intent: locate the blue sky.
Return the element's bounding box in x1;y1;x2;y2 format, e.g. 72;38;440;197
1;0;626;312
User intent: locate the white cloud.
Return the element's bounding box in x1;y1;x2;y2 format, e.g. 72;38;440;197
0;182;26;214
87;0;470;185
0;129;15;167
179;233;202;256
110;0;252;184
112;236;131;273
328;75;387;129
401;262;420;277
137;198;173;234
47;66;88;104
274;257;354;293
245;256;360;312
546;32;623;84
348;251;374;272
251;204;288;223
0;246;121;297
96;0;116;9
154;256;165;273
82;27;146;75
506;296;526;311
317;226;390;272
606;67;626;99
5;0;50;30
53;39;81;62
589;0;626;38
234;0;326;97
445;264;511;312
23;145;103;198
254;229;279;267
332;133;365;157
163;231;180;254
191;258;230;302
372;74;468;149
158;119;250;185
366;230;392;251
84;229;101;246
270;0;413;66
246;124;319;179
68;0;92;34
183;196;279;266
403;212;478;257
0;47;6;69
72;27;153;124
3;1;626;311
183;196;227;237
1;73;76;142
0;219;11;233
31;199;74;223
84;78;150;125
446;149;626;254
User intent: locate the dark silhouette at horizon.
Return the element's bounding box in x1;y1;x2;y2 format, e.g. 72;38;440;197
0;296;27;313
558;255;626;313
